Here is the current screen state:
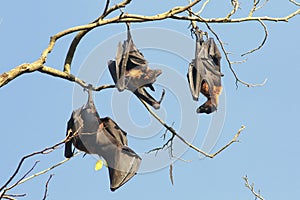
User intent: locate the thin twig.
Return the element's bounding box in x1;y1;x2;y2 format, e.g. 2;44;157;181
290;0;300;6
256;0;269;11
190;12;267;87
42;174;54;200
140;98;246;158
196;0;211;15
249;0;260;17
1;193;26;200
243;175;265;200
4;161;40;192
242;19;268;56
230;58;248;65
0;126;81;197
101;0;111;18
171;9;300;23
16;152;79;187
225;0;240;20
169;164;174;185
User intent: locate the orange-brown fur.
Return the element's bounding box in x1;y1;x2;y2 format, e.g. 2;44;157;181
201;81;222;109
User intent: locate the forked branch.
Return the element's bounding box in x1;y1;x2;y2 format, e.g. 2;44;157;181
0;127;82;198
140;99;246;158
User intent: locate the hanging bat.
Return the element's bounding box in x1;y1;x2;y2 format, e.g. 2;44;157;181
65;89;141;191
187;28;224;114
108;23;164;109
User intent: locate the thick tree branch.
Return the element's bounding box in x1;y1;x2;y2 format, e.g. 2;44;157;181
1;1;299;89
63;0;132;74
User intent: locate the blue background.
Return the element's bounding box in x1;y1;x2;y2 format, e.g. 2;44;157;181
1;1;300;199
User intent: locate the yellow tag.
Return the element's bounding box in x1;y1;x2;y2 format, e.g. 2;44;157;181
95;160;103;171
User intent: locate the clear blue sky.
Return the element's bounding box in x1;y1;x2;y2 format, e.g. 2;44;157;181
1;1;300;199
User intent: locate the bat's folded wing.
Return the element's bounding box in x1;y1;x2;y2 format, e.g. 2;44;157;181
187;59;201;101
108;146;141;191
94;119;141;191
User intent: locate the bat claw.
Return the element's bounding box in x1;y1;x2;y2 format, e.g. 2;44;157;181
158;89;165;104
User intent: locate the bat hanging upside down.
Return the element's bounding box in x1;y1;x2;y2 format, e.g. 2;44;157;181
108;23;164;109
64;88;141;191
187;27;224;114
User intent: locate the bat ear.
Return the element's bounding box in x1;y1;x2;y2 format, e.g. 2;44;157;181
108;146;141;191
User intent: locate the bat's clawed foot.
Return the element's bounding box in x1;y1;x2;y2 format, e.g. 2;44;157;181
196;102;217;114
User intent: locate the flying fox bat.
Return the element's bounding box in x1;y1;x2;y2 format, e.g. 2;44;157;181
108;23;163;109
187;28;224;114
65;89;141;191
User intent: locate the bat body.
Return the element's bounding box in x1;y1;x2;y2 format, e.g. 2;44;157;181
108;24;163;109
187;29;224;114
65;89;141;191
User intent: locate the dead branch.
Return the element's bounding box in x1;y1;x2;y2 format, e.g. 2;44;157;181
171;8;300;23
189;12;267;88
243;175;265;200
63;0;132;74
169;164;174;185
1;194;26;200
290;0;300;6
241;19;268;56
0;1;299;89
140;99;246;158
147;127;175;156
17;152;79;187
196;0;211;15
42;174;54;200
226;0;240;20
0;126;81;198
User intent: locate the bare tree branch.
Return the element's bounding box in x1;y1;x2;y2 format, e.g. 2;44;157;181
16;152;80;187
189;12;268;87
290;0;300;6
2;193;26;200
63;0;132;74
140;98;246;158
226;0;240;19
0;126;82;198
172;8;300;23
1;1;299;89
241;19;268;56
169;164;174;185
243;175;265;200
196;0;211;15
4;161;40;193
42;174;54;200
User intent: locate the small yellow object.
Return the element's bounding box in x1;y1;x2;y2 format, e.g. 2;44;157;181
95;160;103;171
